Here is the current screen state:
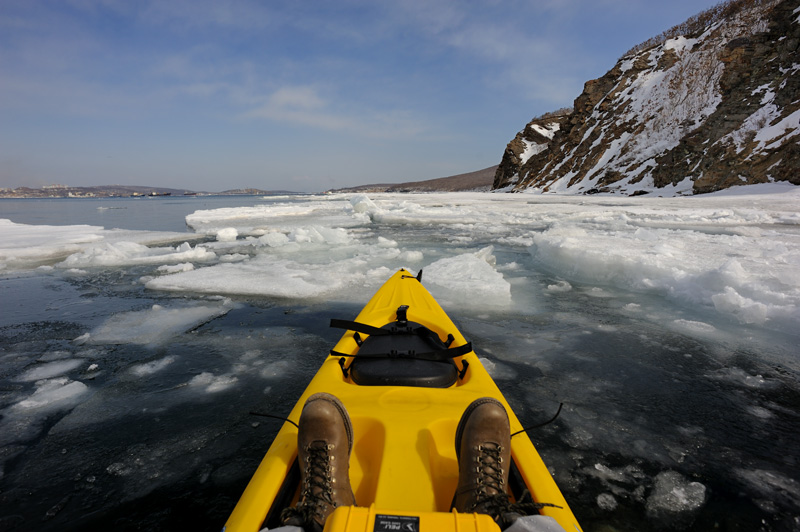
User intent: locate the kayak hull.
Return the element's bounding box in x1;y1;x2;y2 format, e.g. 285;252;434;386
225;269;582;532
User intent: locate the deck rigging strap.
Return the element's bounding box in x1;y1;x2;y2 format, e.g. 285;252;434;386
329;318;395;337
330;317;455;343
329;316;471;361
329;341;472;361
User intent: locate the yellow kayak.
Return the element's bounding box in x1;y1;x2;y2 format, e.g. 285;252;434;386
224;269;582;532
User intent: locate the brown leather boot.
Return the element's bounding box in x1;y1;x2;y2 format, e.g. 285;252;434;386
451;397;523;529
281;393;356;532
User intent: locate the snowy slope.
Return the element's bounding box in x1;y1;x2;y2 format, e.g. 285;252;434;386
495;0;799;195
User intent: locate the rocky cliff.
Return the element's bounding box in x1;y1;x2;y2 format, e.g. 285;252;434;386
494;0;800;195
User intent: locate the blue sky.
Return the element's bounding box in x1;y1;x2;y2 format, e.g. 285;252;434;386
0;0;722;192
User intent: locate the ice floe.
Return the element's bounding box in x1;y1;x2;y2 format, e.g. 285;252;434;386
80;302;234;345
12;377;89;411
424;247;512;307
0;377;92;446
130;355;177;377
188;372;238;393
58;241;215;268
14;359;84;382
0;219;198;270
4;186;799;338
645;471;707;524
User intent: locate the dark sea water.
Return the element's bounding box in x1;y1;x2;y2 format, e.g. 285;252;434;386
0;195;798;532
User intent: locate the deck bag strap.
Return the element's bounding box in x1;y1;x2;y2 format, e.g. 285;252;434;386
329;341;472;361
330;319;470;388
329;319;393;337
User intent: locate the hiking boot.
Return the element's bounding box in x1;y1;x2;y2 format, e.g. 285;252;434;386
281;393;356;532
451;397;523;528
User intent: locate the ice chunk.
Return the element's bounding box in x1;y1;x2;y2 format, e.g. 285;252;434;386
0;377;91;446
398;250;424;262
711;287;769;324
746;405;773;420
377;236;397;248
258;232;290;247
58;241;215;268
288;226;352;245
424;246;511;307
528;202;800;331
219;253;249;263
350;194;378;214
37;350;72;362
188;372;238;393
259;360;293;379
504;515;568;532
185;202;352;235
15;359;84;382
0;219;201;272
85;303;232;345
645;471;706;524
597;493;618;510
13;378;89;411
477;357;517;380
546;281;572;292
157;262;195;274
0;219;104;268
130;356;177;377
670;319;717;337
707;367;777;390
216;227;238;242
735;468;800;511
146;255;355;299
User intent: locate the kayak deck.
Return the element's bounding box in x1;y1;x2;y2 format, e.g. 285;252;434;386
224;270;582;532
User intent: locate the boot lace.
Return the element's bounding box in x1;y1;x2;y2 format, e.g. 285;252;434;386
280;441;336;529
468;444;562;528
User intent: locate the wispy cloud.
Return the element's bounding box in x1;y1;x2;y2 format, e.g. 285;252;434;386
0;0;727;190
137;0;278;31
242;86;427;139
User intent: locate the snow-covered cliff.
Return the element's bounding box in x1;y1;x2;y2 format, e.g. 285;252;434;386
495;0;799;195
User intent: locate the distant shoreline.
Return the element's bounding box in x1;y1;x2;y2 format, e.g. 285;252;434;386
0;185;299;199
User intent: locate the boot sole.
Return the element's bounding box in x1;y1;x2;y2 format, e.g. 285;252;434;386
305;392;354;454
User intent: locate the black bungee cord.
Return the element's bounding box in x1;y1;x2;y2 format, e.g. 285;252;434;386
510;402;563;438
249;411;300;429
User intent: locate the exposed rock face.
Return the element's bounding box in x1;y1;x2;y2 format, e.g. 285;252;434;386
494;0;799;195
494;111;570;190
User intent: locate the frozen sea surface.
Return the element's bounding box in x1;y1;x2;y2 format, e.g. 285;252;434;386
0;188;799;531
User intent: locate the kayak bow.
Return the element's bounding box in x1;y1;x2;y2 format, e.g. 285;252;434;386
225;269;582;532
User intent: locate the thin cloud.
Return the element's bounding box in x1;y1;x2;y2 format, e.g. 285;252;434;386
242;86;427;139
